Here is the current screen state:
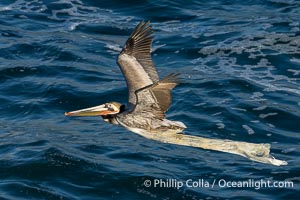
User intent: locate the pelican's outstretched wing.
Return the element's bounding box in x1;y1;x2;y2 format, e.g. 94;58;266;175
130;73;180;119
117;21;159;105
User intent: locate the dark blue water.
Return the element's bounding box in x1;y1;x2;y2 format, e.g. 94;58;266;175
0;0;299;199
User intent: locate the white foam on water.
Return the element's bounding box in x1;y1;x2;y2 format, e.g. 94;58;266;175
259;112;278;119
105;44;122;52
216;123;225;129
193;31;300;96
0;0;47;13
242;124;255;135
287;69;300;75
1;0;135;32
253;105;267;111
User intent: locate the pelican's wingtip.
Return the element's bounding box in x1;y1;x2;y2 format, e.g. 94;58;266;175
269;158;288;166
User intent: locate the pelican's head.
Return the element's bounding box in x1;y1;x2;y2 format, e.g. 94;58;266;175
65;102;124;124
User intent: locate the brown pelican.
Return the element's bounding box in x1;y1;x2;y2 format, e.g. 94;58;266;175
65;21;186;135
64;21;288;166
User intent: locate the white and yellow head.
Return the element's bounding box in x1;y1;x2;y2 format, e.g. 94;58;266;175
65;102;124;123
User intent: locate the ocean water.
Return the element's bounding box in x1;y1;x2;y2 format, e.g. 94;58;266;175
0;0;299;199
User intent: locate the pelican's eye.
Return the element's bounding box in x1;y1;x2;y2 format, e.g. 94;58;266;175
107;104;114;111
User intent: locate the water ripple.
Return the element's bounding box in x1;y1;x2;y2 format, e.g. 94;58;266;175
0;0;299;199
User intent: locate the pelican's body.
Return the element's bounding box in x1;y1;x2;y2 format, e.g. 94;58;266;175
65;21;186;135
115;111;186;135
63;21;290;167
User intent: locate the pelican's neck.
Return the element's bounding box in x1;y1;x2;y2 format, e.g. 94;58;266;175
102;115;120;125
102;104;126;125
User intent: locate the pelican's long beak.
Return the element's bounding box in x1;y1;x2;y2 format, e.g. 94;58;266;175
65;104;115;116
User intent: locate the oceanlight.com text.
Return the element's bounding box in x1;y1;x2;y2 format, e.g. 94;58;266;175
143;178;294;190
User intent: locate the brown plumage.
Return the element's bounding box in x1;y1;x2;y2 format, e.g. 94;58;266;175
120;21;159;82
65;21;288;166
65;20;186;134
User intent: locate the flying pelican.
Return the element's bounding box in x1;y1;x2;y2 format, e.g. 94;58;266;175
64;21;287;166
65;21;186;135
